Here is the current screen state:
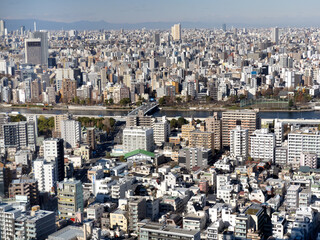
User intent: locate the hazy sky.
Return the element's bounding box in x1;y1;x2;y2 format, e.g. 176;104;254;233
1;0;320;26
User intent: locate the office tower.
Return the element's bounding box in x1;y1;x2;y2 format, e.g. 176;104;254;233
33;158;57;193
123;127;154;153
300;152;317;169
31;79;41;102
0;166;11;197
0;20;5;36
153;32;160;46
34;21;37;31
230;126;248;161
250;128;276;162
178;148;212;170
60;120;81;149
31;31;48;66
8;178;39;206
140;223;200;240
171;23;181;41
287;129;320;166
100;67;107;90
86;127;96;150
61;79;77;103
205;113;222;151
0;203;22;240
153;116;170;146
43;138;65;181
272;27;279;45
128;197;146;232
222;23;227;32
25;38;42;65
2;121;36;150
274;119;283;147
20;26;25;36
57;178;84;221
15;209;56;240
189;130;214;151
222;109;260;148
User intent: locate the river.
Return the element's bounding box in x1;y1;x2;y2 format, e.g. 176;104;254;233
1;107;320;120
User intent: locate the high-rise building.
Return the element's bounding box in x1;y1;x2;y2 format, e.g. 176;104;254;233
61;79;77;103
250;128;276;162
53;114;71;138
222;23;227;32
205;112;222;151
33;158;57;193
272;27;279;45
189;130;214;151
0;113;10;139
0;20;5;36
0;203;22;240
288;129;320;166
153;33;160;46
300;152;317;169
60;120;81;149
123;127;154;153
171;23;181;41
140;223;201;240
86;127;96;150
31;31;49;66
230;125;248;161
274;119;283;147
25;38;42;65
15;209;56;240
2;121;36;150
222;110;260;148
178;148;212;170
43;138;65;181
153;116;170;146
128;197;146;232
57;178;84;221
8;178;39;206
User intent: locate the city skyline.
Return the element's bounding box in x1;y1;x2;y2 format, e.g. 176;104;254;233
2;0;320;29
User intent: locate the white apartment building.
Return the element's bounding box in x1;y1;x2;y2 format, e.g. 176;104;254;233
250;128;276;162
274;119;283;147
300;152;317;169
60;120;81;148
33;158;56;193
123;127;154;153
153;116;170;146
286;185;300;209
275;146;288;166
288;129;320;166
230;126;248;160
0;203;22;240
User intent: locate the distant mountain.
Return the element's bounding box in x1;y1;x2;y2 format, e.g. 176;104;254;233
4;19;263;31
5;19;301;32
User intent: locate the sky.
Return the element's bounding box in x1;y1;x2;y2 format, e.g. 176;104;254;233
1;0;320;26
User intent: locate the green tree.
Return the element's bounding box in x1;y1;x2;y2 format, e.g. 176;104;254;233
109;98;114;104
119;98;131;106
159;97;166;106
177;117;188;128
170;119;178;129
10;114;26;122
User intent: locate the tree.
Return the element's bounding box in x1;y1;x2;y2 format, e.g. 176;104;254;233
10;114;26;122
289;99;294;108
175;97;182;103
120;98;131;106
177;117;188;128
109;98;114;104
159;97;166;106
170;119;178;129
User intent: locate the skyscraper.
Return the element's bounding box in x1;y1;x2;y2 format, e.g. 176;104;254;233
60;120;81;149
222;23;227;32
31;31;49;66
0;20;5;36
43;138;65;182
272;27;279;45
25;38;42;65
153;33;160;46
171;23;181;41
230;125;248;161
57;178;84;221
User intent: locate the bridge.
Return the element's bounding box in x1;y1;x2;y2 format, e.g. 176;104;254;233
127;102;159;116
